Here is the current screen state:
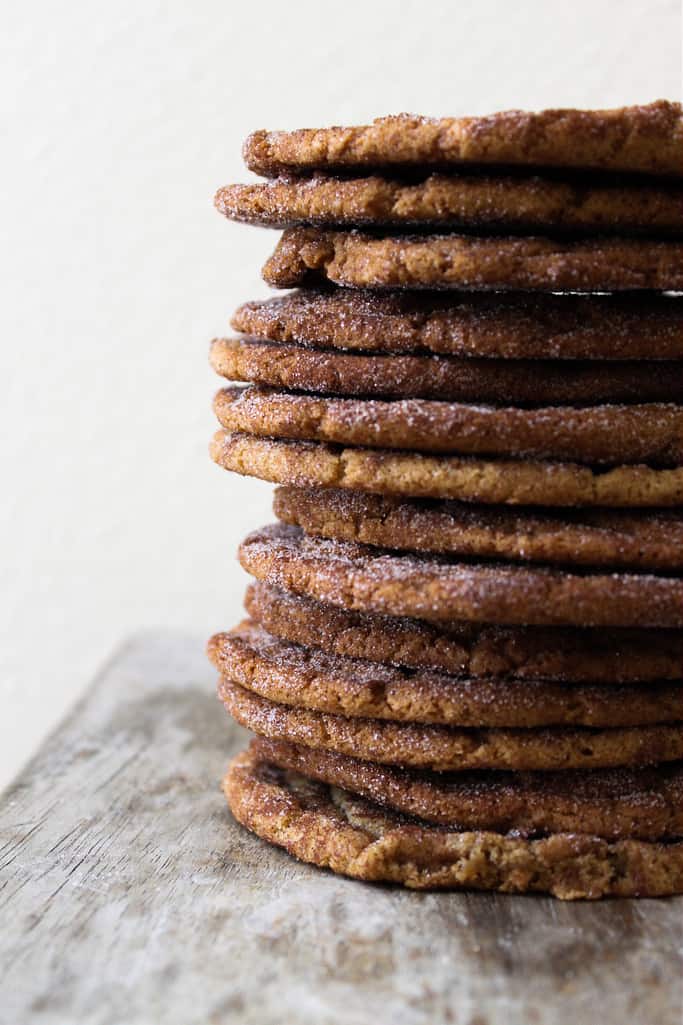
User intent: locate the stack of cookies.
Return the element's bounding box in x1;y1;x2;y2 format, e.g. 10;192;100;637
208;101;683;900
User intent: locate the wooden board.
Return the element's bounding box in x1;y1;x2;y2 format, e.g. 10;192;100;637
0;633;680;1025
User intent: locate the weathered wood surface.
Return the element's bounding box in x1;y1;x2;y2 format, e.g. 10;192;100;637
0;633;680;1025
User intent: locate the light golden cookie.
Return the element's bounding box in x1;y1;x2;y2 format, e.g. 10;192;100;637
274;486;683;570
243;102;683;178
246;582;683;684
209;622;683;727
262;228;683;291
238;524;683;629
224;746;683;898
211;431;683;507
216;172;683;233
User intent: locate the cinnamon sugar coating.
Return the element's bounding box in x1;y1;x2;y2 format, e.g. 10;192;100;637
262;228;683;292
215;172;683;233
211;431;683;507
253;738;683;841
211;337;683;404
246;582;683;684
274;486;683;570
221;682;683;771
243;102;683;178
208;622;683;728
225;748;683;898
232;290;683;360
214;387;683;466
238;524;683;629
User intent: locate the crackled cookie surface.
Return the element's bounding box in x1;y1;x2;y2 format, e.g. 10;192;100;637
245;582;683;684
231;290;683;360
209;622;683;727
252;737;683;841
262;228;683;291
274;487;683;570
224;747;683;898
210;338;683;404
216;173;683;233
213;387;683;466
221;680;683;772
211;432;683;507
242;102;683;177
237;524;683;629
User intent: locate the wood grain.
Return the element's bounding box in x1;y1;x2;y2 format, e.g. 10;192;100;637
0;633;680;1025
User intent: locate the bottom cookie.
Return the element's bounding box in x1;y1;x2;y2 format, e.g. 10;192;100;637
224;745;683;898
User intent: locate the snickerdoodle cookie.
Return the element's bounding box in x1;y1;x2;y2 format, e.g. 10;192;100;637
221;680;683;771
243;102;683;178
224;746;683;897
238;524;683;628
209;622;683;727
252;737;683;841
211;337;683;404
216;172;683;233
274;487;683;570
262;228;683;291
245;582;683;684
231;290;683;360
211;431;683;507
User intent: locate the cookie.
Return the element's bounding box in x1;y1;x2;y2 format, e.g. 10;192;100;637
214;387;683;466
215;173;683;233
210;338;683;404
211;431;683;507
262;228;683;291
246;582;683;684
252;737;683;841
243;102;683;178
274;487;683;571
225;747;683;898
221;680;683;771
209;622;683;727
238;524;683;629
231;290;683;360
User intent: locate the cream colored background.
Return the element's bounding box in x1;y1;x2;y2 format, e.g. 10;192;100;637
1;0;681;788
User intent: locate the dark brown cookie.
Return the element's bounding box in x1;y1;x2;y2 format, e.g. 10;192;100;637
238;524;683;629
246;582;683;684
253;737;683;841
232;290;683;360
211;431;683;507
210;338;683;404
243;102;683;178
225;747;683;898
209;622;683;727
221;680;683;770
274;486;683;570
215;172;683;233
214;387;683;466
262;228;683;291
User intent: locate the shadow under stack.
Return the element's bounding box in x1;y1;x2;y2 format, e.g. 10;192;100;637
208;102;683;899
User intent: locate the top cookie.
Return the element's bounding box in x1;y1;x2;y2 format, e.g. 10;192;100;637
243;102;683;178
